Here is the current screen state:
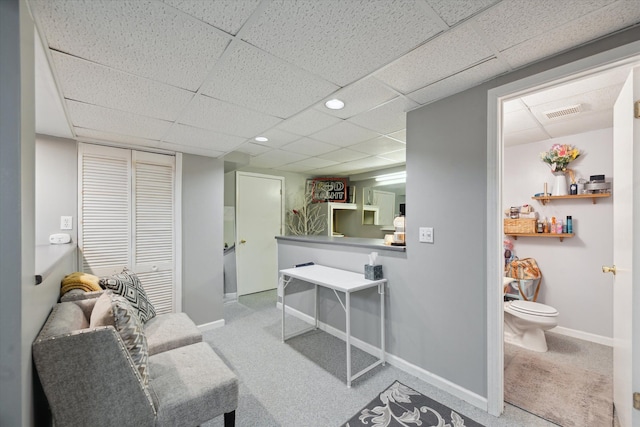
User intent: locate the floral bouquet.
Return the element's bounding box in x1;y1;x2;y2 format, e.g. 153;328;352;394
540;144;580;172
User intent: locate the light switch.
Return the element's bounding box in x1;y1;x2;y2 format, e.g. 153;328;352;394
419;227;433;243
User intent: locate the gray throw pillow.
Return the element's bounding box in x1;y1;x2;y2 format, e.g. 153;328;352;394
99;269;156;323
111;294;149;387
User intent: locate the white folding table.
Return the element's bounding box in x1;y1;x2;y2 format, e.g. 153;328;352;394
279;264;386;387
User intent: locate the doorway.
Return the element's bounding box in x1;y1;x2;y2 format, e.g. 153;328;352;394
486;42;640;420
235;172;285;296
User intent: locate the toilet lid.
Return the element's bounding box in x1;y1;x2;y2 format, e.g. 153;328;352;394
509;300;558;317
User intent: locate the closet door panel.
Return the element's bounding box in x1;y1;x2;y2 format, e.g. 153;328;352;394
78;144;131;276
132;151;176;314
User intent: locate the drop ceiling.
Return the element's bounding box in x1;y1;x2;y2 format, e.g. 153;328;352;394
29;0;640;176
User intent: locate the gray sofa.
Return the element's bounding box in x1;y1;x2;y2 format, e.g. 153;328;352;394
33;296;238;426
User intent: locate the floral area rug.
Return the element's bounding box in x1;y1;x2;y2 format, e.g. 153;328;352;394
342;381;485;427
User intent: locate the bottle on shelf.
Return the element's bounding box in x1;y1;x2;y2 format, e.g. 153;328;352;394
550;217;556;234
556;219;563;234
567;216;573;234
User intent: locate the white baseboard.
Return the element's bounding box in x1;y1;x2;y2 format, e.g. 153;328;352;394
551;326;613;347
198;318;225;331
277;302;488;411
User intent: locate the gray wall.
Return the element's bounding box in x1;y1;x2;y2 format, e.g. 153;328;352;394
0;0;26;423
35;135;77;245
406;26;640;397
182;154;225;325
278;240;407;348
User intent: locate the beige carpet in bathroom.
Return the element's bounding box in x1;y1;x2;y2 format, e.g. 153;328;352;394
504;350;613;427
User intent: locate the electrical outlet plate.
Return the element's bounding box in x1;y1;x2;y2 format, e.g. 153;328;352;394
60;216;72;230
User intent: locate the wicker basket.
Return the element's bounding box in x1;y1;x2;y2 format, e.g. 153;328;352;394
504;218;537;234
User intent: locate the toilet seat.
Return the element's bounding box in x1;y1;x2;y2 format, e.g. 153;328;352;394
508;300;558;317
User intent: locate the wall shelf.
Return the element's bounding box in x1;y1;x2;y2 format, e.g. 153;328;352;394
506;233;574;242
532;193;610;205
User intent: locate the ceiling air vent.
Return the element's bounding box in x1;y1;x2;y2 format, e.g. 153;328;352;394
543;104;582;120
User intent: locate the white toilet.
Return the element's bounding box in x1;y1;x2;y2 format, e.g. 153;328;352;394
503;278;559;352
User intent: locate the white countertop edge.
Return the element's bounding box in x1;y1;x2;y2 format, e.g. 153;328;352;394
275;235;406;252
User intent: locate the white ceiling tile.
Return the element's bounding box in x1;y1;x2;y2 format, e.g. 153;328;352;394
377;149;407;162
278;157;338;173
387;129;406;143
74;127;160;148
179;95;281;138
250;128;301;148
528;84;622;126
348;96;417;134
234;142;272;156
310;121;380;147
281;138;340;156
162;0;261;35
250;149;307;168
34;33;73;139
163;123;246;152
473;0;616;53
158;141;225;157
543;110;613;138
407;58;508;104
317;148;370;163
335;156;398;174
313;77;398;119
374;23;495;94
30;0;231;91
308;163;359;176
201;42;338;118
241;0;443;86
503;109;540;133
426;0;499;26
349;136;407;156
503;99;527;113
503;127;552;146
277;109;342;136
51;52;194;122
67;100;172;140
522;69;630;107
501;2;640;69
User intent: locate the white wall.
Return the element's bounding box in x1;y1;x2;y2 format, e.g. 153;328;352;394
35;135;77;245
504;128;614;339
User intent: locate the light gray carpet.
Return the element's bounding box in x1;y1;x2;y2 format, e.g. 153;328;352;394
505;341;613;427
202;290;569;426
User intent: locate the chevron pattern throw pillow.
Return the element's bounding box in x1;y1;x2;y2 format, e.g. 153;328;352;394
99;269;156;323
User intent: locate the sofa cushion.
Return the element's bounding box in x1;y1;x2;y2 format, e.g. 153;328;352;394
144;312;202;356
91;292;150;387
149;342;238;426
99;269;156;323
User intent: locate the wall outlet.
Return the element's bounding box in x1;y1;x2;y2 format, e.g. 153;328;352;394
419;227;434;243
60;216;72;230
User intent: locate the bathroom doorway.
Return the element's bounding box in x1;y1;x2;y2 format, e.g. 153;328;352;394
486;42;640;422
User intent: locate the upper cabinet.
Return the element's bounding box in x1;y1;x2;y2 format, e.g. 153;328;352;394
362;187;396;227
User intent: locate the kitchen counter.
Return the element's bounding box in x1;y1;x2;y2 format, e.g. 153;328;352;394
275;235;406;252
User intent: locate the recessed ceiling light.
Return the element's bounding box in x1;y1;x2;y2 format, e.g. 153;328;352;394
255;136;269;142
325;99;345;110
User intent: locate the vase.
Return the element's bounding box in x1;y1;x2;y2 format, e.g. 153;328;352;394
551;171;568;196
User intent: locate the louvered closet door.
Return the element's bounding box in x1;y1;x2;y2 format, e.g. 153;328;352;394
78;144;132;276
79;144;177;314
132;151;175;315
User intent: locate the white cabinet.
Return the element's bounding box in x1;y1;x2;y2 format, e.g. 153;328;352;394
315;202;357;236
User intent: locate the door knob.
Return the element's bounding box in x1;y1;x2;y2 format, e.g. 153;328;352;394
602;265;616;275
240;239;247;244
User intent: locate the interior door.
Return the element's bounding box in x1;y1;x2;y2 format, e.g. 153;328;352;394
612;67;638;427
235;172;284;296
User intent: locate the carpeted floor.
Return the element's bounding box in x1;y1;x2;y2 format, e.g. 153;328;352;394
202;290;580;426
